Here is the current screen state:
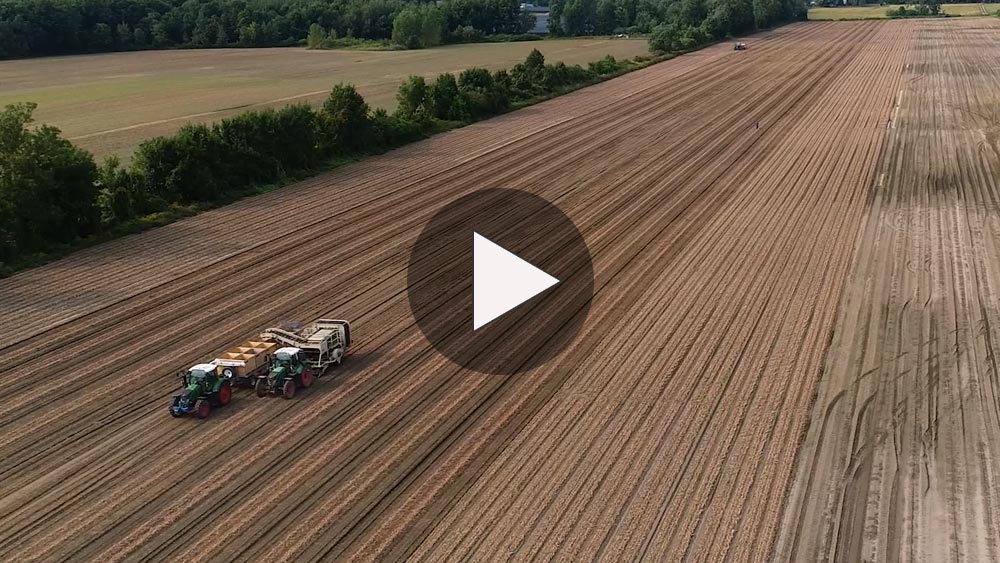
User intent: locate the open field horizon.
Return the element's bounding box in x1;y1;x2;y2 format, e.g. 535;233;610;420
0;38;648;159
810;3;1000;19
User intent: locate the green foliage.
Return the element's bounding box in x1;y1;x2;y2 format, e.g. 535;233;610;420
456;67;508;117
96;157;142;226
1;49;657;272
588;54;620;74
396;76;432;119
430;73;462;119
650;22;710;52
392;4;445;48
0;0;807;59
888;1;942;17
0;103;98;262
445;0;535;34
371;108;428;148
132;124;227;204
322;84;371;152
307;23;328;48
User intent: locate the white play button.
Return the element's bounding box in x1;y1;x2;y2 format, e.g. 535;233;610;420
473;232;560;330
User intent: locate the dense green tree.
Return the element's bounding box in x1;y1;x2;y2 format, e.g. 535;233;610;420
322;84;370;151
391;5;423;47
307;23;327;48
391;4;444;48
430;73;461;119
0;103;98;261
396;76;431;119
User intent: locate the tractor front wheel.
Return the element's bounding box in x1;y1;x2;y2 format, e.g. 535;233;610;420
300;370;313;388
282;380;296;400
195;399;210;419
255;379;268;397
217;382;232;406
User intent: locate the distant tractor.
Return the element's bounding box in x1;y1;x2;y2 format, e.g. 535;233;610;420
169;364;233;418
734;42;747;51
255;347;315;399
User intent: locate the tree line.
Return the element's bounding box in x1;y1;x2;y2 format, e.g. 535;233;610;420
0;0;538;58
0;49;648;271
0;0;814;60
547;0;806;48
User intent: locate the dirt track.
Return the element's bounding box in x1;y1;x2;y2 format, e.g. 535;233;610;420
0;19;994;562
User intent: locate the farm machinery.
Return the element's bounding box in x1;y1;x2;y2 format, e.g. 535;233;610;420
168;319;351;418
734;42;747;51
169;364;233;419
255;347;314;399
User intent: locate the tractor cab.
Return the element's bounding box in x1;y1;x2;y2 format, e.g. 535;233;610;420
273;347;307;367
184;363;219;385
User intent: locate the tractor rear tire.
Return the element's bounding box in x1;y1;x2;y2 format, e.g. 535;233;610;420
195;399;210;419
217;382;232;406
300;370;313;389
255;379;268;397
282;380;296;400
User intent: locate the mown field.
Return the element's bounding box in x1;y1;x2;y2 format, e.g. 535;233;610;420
0;38;648;158
809;3;1000;19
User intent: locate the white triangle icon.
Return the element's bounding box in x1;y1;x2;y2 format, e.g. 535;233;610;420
473;232;560;331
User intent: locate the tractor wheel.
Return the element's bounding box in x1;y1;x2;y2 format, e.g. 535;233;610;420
217;382;232;406
255;379;268;397
222;367;236;379
169;406;183;418
195;399;210;419
282;379;296;400
300;370;313;389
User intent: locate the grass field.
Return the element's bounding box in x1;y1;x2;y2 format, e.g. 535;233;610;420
809;3;1000;19
0;38;649;158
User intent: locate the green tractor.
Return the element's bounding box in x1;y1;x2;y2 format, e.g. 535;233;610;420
255;347;315;399
169;363;233;418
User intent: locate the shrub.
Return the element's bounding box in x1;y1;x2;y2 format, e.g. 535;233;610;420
0;102;99;261
457;67;508;117
430;73;462;120
392;4;445;49
396;76;432;119
322;84;371;152
588;55;621;75
371;108;428;148
132;124;227;203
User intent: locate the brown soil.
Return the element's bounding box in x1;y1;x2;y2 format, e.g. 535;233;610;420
2;19;990;563
774;18;1000;563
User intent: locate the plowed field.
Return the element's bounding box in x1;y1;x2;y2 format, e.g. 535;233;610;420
1;19;996;563
775;18;1000;563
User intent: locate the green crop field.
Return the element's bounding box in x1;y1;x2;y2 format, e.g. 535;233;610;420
0;38;649;159
809;3;1000;19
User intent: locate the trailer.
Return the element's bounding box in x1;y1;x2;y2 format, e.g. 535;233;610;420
212;339;278;385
